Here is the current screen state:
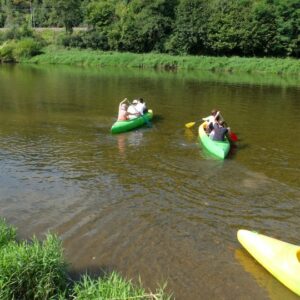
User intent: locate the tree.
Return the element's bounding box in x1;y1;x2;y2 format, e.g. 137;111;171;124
274;0;300;57
166;0;209;55
85;0;116;29
118;0;176;52
248;0;280;56
205;0;253;56
0;0;7;26
51;0;82;33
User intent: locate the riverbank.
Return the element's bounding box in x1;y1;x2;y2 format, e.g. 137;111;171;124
0;218;170;299
23;46;300;75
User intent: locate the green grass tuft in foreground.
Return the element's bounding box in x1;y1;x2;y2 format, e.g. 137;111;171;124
0;233;68;299
0;218;171;299
71;273;171;300
0;218;16;248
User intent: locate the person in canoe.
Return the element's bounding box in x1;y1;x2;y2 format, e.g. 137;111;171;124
135;98;148;114
127;99;142;120
203;109;223;134
209;116;231;141
117;98;137;121
202;109;219;124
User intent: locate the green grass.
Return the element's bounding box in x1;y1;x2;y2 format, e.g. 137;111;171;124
71;273;170;300
23;46;300;76
0;218;16;248
0;218;171;299
0;234;68;299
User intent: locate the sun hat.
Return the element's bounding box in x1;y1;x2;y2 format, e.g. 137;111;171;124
132;99;139;104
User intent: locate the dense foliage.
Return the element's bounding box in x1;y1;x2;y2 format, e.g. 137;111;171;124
0;25;43;62
0;0;299;57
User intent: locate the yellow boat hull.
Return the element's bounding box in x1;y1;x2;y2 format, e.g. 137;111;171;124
237;229;300;296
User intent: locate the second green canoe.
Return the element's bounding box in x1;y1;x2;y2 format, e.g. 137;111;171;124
198;122;230;159
111;109;153;134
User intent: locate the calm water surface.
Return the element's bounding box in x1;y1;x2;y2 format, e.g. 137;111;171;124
0;65;300;299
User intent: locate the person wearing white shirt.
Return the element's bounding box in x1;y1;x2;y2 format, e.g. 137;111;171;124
135;98;148;115
127;100;140;120
202;109;224;123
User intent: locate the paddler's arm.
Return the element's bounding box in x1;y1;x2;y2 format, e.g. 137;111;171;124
119;98;128;109
215;111;224;122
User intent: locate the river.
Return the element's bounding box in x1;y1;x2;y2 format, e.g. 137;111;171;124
0;64;299;299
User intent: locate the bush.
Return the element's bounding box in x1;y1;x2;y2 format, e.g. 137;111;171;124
82;30;109;50
0;234;68;299
13;38;42;59
61;33;85;48
60;30;109;50
0;41;16;62
0;38;42;62
2;24;34;41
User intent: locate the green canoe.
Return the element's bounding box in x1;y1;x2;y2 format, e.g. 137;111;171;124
198;122;230;159
111;109;153;134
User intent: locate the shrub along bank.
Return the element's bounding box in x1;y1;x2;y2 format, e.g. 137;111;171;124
0;38;42;62
24;46;300;76
0;218;170;300
0;26;43;63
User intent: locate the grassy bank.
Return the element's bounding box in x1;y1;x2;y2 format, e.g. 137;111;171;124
0;218;170;300
24;46;300;75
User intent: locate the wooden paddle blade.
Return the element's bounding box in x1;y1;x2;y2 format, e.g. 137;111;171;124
230;131;238;142
185;122;196;128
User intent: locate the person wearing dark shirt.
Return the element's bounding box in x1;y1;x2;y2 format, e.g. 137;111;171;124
209;120;229;141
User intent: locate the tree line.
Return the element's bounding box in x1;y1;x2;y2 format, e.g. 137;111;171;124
0;0;299;58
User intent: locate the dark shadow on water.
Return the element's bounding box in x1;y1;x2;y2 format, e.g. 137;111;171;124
145;121;153;128
68;264;117;281
236;143;250;150
227;143;238;159
152;114;164;123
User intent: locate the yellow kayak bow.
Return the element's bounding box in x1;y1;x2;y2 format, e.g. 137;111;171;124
237;229;300;296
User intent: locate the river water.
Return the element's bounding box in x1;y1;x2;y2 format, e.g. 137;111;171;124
0;64;299;299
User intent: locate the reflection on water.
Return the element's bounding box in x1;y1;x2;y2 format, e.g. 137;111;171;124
116;130;145;156
235;249;299;300
184;128;197;142
0;64;299;300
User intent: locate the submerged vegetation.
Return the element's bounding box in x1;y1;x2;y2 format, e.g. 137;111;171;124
0;218;170;300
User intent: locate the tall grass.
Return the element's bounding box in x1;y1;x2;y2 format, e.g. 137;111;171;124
0;218;16;247
0;219;171;299
71;272;171;300
0;234;68;299
24;46;300;76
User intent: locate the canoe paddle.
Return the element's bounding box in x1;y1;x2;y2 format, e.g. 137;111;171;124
223;121;238;142
185;121;198;129
229;131;238;142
